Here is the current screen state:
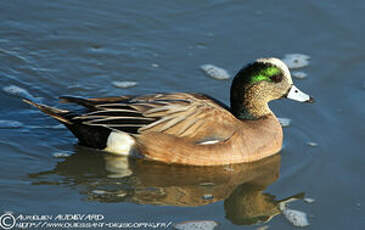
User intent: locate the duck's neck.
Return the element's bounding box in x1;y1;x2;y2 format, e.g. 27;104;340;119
231;99;271;120
230;85;272;120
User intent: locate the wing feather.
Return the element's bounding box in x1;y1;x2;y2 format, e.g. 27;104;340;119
65;93;238;141
85;116;154;124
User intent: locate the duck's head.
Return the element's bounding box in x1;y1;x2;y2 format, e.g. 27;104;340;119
230;57;314;120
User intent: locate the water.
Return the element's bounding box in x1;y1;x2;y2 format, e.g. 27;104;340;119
1;0;364;229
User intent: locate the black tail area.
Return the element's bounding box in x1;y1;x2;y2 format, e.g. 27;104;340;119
65;123;111;149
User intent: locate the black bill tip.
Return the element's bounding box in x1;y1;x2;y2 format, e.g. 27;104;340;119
306;96;315;103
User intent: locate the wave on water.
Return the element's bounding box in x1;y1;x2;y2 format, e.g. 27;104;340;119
282;54;310;69
0;120;23;129
3;85;40;102
0;120;65;130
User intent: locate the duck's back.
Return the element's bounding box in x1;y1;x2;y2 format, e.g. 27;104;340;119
60;93;240;143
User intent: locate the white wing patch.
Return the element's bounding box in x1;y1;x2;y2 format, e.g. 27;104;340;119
197;139;221;145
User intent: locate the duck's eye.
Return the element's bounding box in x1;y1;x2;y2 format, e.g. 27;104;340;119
270;74;283;83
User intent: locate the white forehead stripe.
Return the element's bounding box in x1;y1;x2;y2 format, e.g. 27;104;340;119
286;85;310;102
256;57;292;84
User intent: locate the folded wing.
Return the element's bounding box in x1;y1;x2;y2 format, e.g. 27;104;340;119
62;93;239;141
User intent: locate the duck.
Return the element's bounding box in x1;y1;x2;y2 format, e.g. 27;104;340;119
24;57;314;166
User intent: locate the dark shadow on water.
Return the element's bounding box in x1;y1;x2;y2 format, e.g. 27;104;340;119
28;146;304;226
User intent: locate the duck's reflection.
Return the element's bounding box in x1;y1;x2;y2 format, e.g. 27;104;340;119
29;147;304;225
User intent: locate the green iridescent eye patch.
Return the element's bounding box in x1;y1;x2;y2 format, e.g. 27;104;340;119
250;67;281;84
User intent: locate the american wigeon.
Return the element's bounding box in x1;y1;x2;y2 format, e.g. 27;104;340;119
24;57;314;166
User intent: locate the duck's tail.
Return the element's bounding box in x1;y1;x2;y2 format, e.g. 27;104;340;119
23;98;113;149
23;99;72;124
